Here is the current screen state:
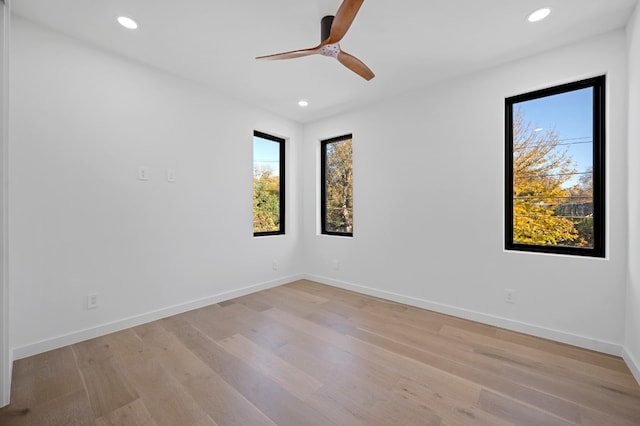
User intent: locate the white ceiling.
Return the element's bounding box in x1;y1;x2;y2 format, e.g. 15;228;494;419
12;0;638;123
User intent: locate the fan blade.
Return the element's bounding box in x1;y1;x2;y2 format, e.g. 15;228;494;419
256;46;321;60
337;50;375;80
326;0;365;44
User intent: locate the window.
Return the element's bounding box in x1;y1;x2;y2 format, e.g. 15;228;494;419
253;131;285;236
321;134;353;236
505;76;605;257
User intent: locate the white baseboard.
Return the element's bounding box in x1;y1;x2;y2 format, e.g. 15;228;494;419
623;347;640;386
12;274;303;360
304;274;623;357
12;273;631;370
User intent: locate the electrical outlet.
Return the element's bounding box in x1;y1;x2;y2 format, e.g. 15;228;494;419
167;169;177;183
505;289;516;304
333;260;341;270
272;260;278;271
87;293;98;309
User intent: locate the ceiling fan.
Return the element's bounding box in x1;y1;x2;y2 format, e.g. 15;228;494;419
256;0;375;81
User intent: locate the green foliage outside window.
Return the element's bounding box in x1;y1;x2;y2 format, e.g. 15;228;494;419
253;167;280;233
253;132;284;236
323;137;353;235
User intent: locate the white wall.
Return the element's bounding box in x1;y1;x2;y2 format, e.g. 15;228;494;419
302;31;629;355
1;0;11;409
9;17;303;358
625;4;640;382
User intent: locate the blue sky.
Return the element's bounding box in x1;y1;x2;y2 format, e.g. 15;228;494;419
253;135;280;176
516;87;593;187
255;89;594;184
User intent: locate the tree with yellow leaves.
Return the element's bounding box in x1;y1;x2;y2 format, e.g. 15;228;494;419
512;109;586;246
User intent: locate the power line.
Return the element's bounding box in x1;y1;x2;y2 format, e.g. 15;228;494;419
518;136;592;148
517;171;592;178
514;196;592;200
514;214;593;220
556;140;592;147
558;136;591;141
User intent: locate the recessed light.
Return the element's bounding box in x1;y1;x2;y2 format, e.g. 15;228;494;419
117;16;138;30
298;100;309;107
527;8;551;23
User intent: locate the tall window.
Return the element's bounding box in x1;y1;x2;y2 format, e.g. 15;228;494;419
253;131;285;236
505;76;605;257
321;134;353;236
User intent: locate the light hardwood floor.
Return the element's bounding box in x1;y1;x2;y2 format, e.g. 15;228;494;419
1;279;639;425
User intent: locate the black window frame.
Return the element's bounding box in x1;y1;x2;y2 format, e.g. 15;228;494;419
321;134;353;237
253;130;285;237
505;75;605;257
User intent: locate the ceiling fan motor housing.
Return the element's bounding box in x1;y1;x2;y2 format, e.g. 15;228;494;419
321;15;334;42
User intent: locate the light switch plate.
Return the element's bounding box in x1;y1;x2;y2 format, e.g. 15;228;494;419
87;293;98;309
137;167;149;181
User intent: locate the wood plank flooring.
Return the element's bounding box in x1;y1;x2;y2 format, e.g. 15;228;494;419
1;279;639;425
